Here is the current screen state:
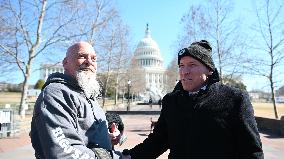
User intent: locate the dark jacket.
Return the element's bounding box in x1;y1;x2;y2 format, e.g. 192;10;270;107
128;71;263;159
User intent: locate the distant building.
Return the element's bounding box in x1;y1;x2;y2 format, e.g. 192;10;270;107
275;96;284;103
276;85;284;96
249;91;270;102
249;92;260;100
132;24;166;102
0;82;22;92
40;63;64;81
0;82;9;91
27;89;41;97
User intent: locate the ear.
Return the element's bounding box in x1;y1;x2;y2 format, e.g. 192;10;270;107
63;57;67;67
206;68;213;75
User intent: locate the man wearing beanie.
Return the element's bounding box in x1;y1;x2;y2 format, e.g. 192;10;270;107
123;40;264;159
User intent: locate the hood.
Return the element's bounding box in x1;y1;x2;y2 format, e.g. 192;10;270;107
42;72;81;91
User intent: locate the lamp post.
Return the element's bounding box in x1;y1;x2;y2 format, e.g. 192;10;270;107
127;80;131;111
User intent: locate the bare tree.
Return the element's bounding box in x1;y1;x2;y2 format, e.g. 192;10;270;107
0;0;63;117
60;1;131;108
164;57;179;93
0;10;17;78
0;0;119;118
178;0;246;83
246;0;284;119
94;18;131;107
112;23;131;105
178;5;209;48
128;58;147;96
99;30;117;107
64;0;119;46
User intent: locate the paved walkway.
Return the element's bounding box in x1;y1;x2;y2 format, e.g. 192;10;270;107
0;104;283;158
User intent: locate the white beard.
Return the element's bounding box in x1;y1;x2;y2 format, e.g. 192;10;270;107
76;70;101;98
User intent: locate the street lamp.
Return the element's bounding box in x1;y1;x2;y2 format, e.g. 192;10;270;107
127;80;131;111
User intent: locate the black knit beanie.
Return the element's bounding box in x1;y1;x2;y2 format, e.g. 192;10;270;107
178;40;215;71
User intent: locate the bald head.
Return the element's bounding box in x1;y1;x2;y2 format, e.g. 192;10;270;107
63;41;97;78
66;42;94;57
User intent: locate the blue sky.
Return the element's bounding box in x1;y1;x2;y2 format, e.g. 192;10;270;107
115;0;271;91
115;0;196;64
115;0;250;66
3;0;282;92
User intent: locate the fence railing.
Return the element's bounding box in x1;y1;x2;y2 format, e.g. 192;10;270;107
0;109;19;138
0;108;32;138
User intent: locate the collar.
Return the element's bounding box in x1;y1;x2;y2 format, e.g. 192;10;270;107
188;85;207;96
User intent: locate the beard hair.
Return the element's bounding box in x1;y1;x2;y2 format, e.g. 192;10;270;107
76;70;101;98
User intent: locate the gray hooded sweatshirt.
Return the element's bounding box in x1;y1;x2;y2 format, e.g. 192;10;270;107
30;73;119;159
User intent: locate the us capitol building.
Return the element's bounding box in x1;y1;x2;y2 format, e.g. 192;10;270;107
131;24;166;102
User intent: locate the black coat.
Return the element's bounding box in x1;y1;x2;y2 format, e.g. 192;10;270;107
128;81;263;159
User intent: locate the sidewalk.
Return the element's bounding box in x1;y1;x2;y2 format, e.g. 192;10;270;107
0;104;284;158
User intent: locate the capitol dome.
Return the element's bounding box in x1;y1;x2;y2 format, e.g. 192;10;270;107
136;33;159;49
131;24;166;102
134;24;164;68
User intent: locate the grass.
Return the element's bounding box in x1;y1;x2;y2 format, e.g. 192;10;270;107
252;102;284;119
0;92;22;105
0;92;36;111
0;92;121;110
1;92;284;119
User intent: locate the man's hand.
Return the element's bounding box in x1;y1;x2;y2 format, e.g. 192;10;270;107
121;149;131;159
121;154;131;159
109;123;121;146
113;151;131;159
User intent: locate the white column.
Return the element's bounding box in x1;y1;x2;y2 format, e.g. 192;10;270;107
146;73;148;84
45;68;48;80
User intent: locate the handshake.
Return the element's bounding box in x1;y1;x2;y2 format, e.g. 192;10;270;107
108;123;127;146
106;112;131;159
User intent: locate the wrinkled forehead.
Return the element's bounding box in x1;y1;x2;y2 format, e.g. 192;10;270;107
180;55;201;64
67;42;96;57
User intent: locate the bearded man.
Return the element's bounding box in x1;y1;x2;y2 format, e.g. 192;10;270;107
30;42;122;159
